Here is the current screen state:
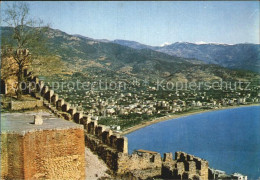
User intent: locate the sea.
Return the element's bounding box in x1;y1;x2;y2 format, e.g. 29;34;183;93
126;106;260;179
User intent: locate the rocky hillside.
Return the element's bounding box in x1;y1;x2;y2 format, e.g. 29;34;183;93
1;26;258;82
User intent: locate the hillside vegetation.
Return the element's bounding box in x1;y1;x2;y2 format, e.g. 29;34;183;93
1;26;259;82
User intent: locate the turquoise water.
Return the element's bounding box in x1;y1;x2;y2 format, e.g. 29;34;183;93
126;106;260;179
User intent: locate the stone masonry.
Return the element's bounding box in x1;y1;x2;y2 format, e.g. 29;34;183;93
1;113;85;180
162;151;209;180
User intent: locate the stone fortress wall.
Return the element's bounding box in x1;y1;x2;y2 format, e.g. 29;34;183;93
21;69;237;180
1;128;85;179
162;152;208;180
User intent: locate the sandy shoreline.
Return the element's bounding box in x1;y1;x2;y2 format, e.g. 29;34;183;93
120;103;260;135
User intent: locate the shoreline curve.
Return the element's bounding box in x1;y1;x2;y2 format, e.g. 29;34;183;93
120;103;260;135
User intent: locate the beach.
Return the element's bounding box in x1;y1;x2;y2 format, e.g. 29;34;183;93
121;103;260;135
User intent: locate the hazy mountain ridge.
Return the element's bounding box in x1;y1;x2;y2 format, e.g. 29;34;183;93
112;39;153;50
112;40;260;73
1;26;258;82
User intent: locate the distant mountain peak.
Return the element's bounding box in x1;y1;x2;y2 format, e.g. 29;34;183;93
160;42;172;47
194;41;234;45
73;34;110;43
112;39;152;50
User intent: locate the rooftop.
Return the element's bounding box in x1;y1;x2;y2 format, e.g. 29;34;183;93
1;111;83;135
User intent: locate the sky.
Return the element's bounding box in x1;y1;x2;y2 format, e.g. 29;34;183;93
1;1;259;46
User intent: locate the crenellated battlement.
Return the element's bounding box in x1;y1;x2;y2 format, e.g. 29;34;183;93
162;151;208;180
23;69;129;152
21;69;225;179
117;150;162;177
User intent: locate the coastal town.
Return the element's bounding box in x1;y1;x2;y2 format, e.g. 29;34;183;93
43;72;260;132
1;69;251;180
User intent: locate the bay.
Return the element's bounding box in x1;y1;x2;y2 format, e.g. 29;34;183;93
126;106;260;179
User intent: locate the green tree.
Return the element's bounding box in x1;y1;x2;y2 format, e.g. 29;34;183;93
2;2;49;99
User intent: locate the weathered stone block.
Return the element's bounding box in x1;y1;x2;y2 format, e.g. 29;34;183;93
101;130;112;144
37;81;44;92
41;86;49;96
176;162;185;174
199;160;209;180
116;137;128;154
62;103;70;112
68;107;77;118
154;154;163;166
188;161;196;173
109;134;118;148
56;99;65;110
176;151;187;162
33;115;43;125
80;115;91;129
163;153;173;162
1;114;85;179
51;94;58;106
87;120;98;135
74;111;83;123
95;125;104;138
45;90;54;102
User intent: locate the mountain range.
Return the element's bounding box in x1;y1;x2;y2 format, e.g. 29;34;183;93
111;40;260;73
1;26;259;82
